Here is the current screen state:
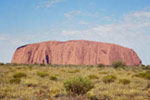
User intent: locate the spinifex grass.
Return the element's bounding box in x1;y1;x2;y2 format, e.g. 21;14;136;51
0;64;149;100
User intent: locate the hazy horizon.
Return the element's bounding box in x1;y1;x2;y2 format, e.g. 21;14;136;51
0;0;150;65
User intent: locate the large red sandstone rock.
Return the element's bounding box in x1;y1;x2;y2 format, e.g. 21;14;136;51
11;40;141;65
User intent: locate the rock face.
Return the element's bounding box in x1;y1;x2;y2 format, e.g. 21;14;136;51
11;40;141;66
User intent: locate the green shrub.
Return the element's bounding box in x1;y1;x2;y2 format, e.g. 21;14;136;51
88;75;99;80
119;79;131;85
102;75;117;83
9;78;21;84
50;76;58;81
97;64;105;68
37;72;48;77
112;61;126;68
64;76;94;96
13;72;26;78
134;72;150;80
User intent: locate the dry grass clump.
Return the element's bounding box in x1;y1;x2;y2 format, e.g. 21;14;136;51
13;72;26;78
99;71;107;74
88;74;99;80
9;78;21;84
68;69;80;73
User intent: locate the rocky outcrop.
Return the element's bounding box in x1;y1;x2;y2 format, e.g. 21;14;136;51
11;40;141;65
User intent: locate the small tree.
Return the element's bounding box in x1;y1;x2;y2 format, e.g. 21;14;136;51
112;61;126;68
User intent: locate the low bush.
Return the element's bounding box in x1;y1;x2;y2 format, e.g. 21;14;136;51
102;75;117;83
50;76;58;81
88;75;99;80
37;72;48;77
9;78;21;84
97;64;105;68
63;76;94;96
13;72;27;78
119;79;131;85
112;61;126;68
134;72;150;80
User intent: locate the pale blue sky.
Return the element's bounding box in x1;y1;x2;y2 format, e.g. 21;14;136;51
0;0;150;65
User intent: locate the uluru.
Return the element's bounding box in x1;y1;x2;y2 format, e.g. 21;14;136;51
11;40;141;66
